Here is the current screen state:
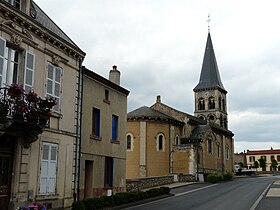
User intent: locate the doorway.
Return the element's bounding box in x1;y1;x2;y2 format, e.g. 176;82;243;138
84;160;93;198
0;136;15;210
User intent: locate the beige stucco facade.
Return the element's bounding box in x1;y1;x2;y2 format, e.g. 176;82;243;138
126;117;184;179
80;67;129;198
0;1;85;209
246;149;280;172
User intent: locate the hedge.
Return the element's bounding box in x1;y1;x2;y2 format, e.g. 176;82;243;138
72;187;170;210
206;172;233;183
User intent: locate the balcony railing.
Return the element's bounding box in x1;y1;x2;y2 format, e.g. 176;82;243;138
0;84;56;146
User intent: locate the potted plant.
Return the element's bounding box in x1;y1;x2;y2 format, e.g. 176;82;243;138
7;83;25;97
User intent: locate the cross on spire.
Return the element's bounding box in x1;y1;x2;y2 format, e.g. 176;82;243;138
207;14;211;33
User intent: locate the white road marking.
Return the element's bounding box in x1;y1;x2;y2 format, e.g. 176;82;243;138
174;184;218;197
249;183;272;210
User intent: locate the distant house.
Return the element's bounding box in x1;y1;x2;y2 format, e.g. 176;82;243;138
0;0;85;209
126;32;234;179
80;66;129;198
246;148;280;171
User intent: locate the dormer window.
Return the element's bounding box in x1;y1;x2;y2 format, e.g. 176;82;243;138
5;0;21;9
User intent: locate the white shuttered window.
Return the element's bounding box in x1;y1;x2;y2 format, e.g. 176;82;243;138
40;142;58;194
24;51;35;93
46;63;62;112
0;37;6;86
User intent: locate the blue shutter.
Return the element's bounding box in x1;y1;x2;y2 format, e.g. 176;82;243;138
96;109;100;136
112;115;118;141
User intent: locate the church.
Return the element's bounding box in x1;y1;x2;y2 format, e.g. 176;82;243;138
126;32;234;179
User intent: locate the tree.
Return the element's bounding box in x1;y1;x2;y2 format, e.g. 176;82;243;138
238;162;244;168
253;161;259;169
258;158;266;171
271;159;278;171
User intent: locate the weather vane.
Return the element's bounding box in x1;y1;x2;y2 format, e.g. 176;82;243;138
207;14;211;32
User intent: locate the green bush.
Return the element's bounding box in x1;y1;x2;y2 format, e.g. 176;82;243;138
160;187;170;194
72;200;85;210
223;172;233;181
146;188;162;198
206;173;218;183
217;174;224;182
72;187;170;210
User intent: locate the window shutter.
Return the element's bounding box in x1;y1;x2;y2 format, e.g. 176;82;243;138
112;115;118;141
24;51;35;93
48;145;57;193
40;144;49;194
0;37;6;87
39;143;57;194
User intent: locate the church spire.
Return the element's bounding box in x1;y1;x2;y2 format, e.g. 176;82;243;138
193;33;226;93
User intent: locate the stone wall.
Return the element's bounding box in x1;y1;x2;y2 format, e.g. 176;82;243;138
178;174;196;182
126;174;196;192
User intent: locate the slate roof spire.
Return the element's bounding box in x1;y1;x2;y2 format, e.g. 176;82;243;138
194;32;226;93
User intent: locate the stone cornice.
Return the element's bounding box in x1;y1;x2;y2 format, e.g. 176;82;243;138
0;3;85;61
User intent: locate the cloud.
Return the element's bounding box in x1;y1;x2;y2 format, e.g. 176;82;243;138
35;0;280;153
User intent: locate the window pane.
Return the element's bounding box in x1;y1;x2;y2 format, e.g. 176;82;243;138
127;135;131;150
47;65;54;79
42;145;49;160
0;39;4;57
54;97;59;111
0;58;3;75
26;53;34;69
40;178;47;194
25;69;33;85
55;68;61;82
51;146;57;161
48;177;56;193
47;80;53;94
54;83;60;97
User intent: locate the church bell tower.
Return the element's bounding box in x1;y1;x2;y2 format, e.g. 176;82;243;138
193;32;228;129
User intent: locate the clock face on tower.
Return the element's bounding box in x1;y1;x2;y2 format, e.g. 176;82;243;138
203;92;209;97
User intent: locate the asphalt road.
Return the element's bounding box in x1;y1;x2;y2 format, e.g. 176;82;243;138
125;176;280;210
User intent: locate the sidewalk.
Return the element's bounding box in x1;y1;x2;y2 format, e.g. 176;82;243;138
142;181;196;191
256;180;280;210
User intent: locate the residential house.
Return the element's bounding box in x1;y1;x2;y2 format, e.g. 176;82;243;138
80;66;129;198
246;148;280;171
126;32;234;179
0;1;85;209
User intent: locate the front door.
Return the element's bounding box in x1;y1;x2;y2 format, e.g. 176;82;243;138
0;154;13;209
0;136;14;210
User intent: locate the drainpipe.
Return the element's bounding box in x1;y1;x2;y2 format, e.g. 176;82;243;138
74;59;84;201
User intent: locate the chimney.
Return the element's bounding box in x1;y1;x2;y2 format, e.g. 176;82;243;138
109;65;120;85
156;95;161;103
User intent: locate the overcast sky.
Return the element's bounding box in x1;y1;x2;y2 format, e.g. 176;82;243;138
35;0;280;153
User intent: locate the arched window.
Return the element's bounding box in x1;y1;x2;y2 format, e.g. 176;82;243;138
208;139;213;154
226;146;230;160
224;117;228;129
220;114;223;127
157;133;165;151
208;97;215;110
208;115;215;122
217;143;220;157
198;98;205;110
199;115;205;121
126;133;134;151
175;135;180;145
222;99;225;111
219;97;222;110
